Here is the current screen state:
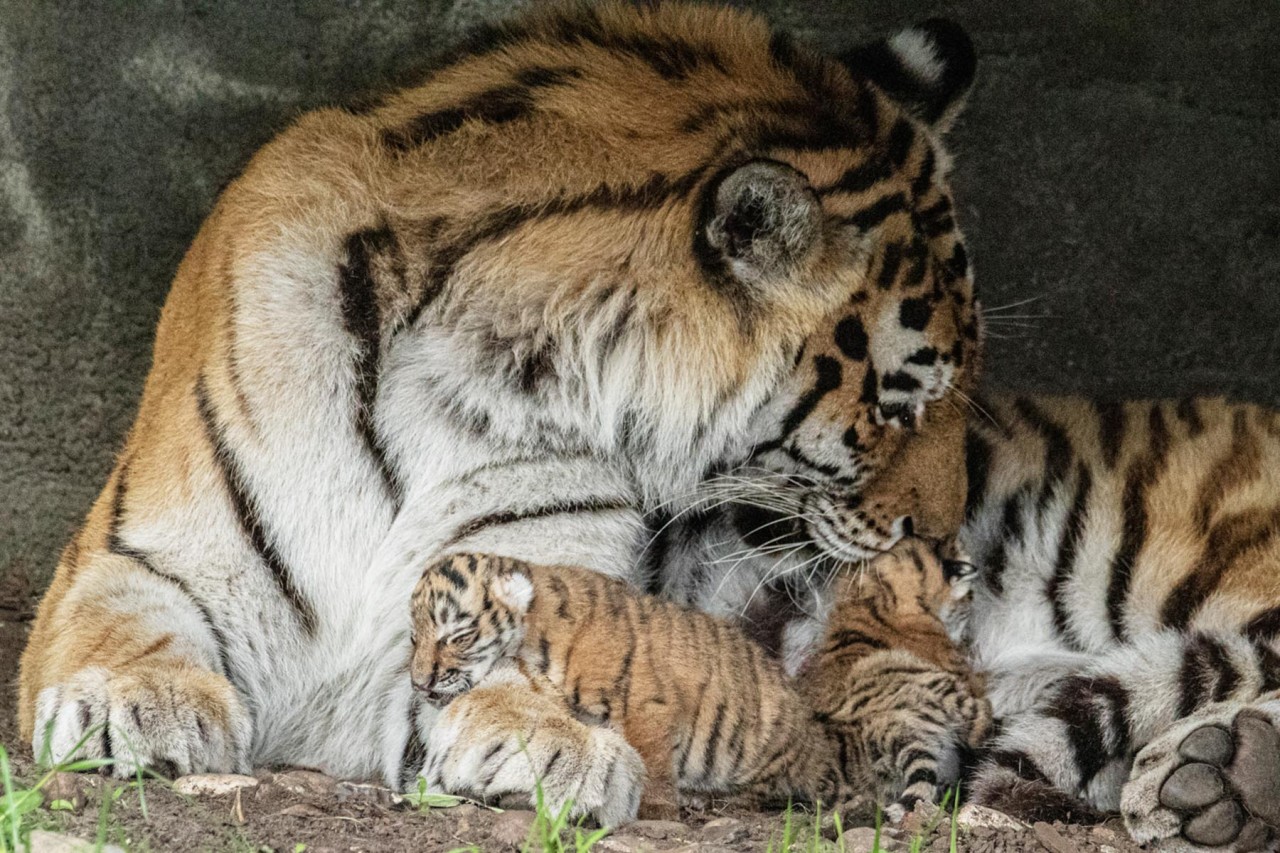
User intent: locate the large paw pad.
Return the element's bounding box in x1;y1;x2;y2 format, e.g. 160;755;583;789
1124;708;1280;852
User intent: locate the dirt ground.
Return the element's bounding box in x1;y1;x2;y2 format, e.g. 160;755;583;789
1;592;1146;853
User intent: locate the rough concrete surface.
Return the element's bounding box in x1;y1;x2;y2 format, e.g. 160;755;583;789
1;0;1278;597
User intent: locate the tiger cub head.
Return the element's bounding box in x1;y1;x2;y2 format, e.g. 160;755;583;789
409;555;534;706
837;536;976;645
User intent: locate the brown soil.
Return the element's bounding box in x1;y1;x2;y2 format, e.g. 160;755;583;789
0;608;1144;853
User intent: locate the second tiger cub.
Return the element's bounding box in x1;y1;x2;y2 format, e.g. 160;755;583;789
408;540;989;819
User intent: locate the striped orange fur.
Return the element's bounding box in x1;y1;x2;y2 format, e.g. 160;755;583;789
409;537;987;817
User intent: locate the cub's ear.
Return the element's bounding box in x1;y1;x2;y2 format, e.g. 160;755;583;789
698;159;822;287
492;571;534;613
840;19;976;133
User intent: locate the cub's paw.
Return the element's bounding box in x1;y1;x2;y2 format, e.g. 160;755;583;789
33;664;250;778
1122;703;1280;852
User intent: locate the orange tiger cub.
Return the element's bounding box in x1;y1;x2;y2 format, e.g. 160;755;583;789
801;537;992;818
408;539;988;818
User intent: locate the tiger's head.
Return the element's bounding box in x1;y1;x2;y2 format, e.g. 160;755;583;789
408;555;534;706
375;2;982;564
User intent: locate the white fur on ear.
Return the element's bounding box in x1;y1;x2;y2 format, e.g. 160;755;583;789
887;28;946;87
493;572;535;612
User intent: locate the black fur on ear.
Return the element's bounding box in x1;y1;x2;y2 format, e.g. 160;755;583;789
840;19;976;133
696;159;822;290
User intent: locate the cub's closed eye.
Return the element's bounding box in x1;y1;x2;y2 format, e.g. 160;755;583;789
449;628;478;647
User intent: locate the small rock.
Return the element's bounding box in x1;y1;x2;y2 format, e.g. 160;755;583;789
173;773;260;797
1100;847;1119;853
1090;824;1118;842
451;802;483;833
28;831;125;853
336;780;404;808
1032;821;1080;853
598;833;660;852
43;773;87;811
668;846;737;853
273;769;338;798
839;827;900;852
630;819;689;840
490;809;538;848
276;803;328;818
699;817;746;845
956;803;1028;832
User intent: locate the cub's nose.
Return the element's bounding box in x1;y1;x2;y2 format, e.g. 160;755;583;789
411;674;436;694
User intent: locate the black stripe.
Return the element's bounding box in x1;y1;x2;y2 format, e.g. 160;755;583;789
383;67;580;151
836;192;908;232
1176;397;1205;437
1046;465;1092;650
905;766;937;788
1246;607;1280;641
1162;505;1280;631
398;698;427;791
824;629;889;654
777;355;842;439
1094;401;1126;468
433;561;468;590
1045;675;1130;784
339;226;404;510
911;147;937;199
1178;636;1215;717
886;119;915;168
963;428;993;520
880;370;921;392
1106;403;1171;641
108;464;234;679
442;497;633;549
699;702;728;782
985;488;1029;595
833;316;868;360
196;377;318;635
875;241;904;289
987;749;1051;786
407;169;704;329
548;14;725;81
1012;397;1075;516
816;159;894;197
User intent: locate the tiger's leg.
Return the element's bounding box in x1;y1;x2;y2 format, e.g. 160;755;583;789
622;700;679;820
1121;691;1280;852
974;631;1279;830
419;665;646;827
21;550;249;778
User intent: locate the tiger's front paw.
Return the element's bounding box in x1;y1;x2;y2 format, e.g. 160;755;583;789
33;664;250;778
1122;703;1280;852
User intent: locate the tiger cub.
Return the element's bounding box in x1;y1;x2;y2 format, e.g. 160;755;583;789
800;537;992;819
408;539;988;819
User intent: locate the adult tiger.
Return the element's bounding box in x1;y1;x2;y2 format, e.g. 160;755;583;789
18;0;980;825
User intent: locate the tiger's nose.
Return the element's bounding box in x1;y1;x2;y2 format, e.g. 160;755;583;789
411;673;437;694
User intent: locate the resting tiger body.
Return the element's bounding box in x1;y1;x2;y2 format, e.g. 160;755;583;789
19;0;982;827
409;540;987;821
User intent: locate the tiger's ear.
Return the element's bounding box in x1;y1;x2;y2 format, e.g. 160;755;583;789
840;19;976;134
492;571;534;613
698;159;822;287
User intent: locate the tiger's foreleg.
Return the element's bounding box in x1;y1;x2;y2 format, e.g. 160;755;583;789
419;664;646;827
974;630;1280;841
20;551;249;778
